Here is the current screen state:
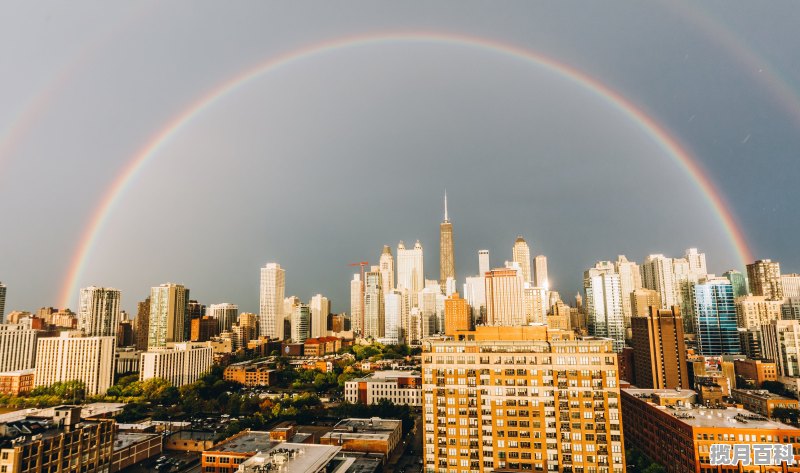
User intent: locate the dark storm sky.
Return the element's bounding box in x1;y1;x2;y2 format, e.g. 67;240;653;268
1;1;799;314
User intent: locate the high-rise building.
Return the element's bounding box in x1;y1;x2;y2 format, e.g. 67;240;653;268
735;295;782;330
140;342;214;387
350;274;363;336
397;240;424;305
533;254;548;289
762;320;800;378
236;312;259;347
512;236;531;282
747;259;783;300
439;192;455;288
364;268;384;339
383;290;403;344
584;261;625;352
781;273;800;298
148;283;189;349
693;278;739;356
484;267;524;326
0;282;5;323
259;263;285;340
0;322;37;372
443;292;470;336
309;294;330;338
187;299;206;319
116;312;134;347
77;286;121;338
631;306;689;389
783;297;800;321
478;250;490;277
207;303;238;333
35;332;115;396
290;304;310;343
522;285;547;324
422;326;625;473
685;247;707;274
190;316;220;342
615;255;642;332
463;276;486;324
135;297;150;351
379;245;395;295
641;254;678;309
630;288;661;318
723;269;749;298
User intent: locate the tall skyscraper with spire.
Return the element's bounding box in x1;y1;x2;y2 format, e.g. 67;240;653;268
440;191;455;288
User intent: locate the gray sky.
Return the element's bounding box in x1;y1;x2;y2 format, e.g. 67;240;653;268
2;1;799;315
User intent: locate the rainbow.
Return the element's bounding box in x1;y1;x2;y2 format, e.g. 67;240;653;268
58;31;753;308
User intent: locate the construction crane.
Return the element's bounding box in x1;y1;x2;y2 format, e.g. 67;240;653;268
348;261;369;338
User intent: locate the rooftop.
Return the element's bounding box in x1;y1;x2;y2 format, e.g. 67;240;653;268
333;418;401;433
239;443;341;473
732;389;797;401
113;432;160;451
207;431;277;453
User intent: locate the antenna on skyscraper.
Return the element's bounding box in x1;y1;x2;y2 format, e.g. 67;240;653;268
444;189;449;222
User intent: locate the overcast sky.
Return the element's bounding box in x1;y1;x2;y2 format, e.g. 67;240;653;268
1;1;799;315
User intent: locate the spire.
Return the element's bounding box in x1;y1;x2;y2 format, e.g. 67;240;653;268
444;190;449;222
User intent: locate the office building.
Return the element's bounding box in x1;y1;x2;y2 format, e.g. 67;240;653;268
782;274;800;299
140;342;213;387
733;359;777;387
422;326;624;473
0;323;37;372
187;299;206;321
615;255;642;331
440;192;455;287
738;329;764;360
685;248;707;274
463;276;486;324
134;297;150;351
35;332;115;396
512;236;531;282
693;278;739;356
629;288;660;318
0;282;5;323
523;285;547;325
397;240;424;304
723;269;749;298
484;267;524;326
259;263;285;340
621;388;800;473
783;297;800;321
631;306;689;389
190;316;220;342
320;418;402;457
735;295;782;330
364;268;384;339
762;320;800;378
291;304;311;343
345;370;422;406
350;274;364;336
207;303;238;333
78;286;121;338
533;254;548;289
731;389;799;418
641;254;679;310
148;283;189;349
383;290;403;344
747;259;783;300
478;250;490;277
584;261;625;352
379;245;394;295
443;292;470;336
309;294;330;338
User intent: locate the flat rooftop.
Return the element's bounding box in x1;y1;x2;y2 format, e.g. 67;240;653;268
333;418;401;432
207;431;277;453
113;432;161;451
732;389;797;401
0;403;125;424
239;443;341;473
352;370;421;382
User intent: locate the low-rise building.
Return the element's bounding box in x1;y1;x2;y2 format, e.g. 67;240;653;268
344;370;421;406
0;369;34;396
237;443;342;473
734;358;778;387
319;418;401;458
114;348;141;375
621;388;800;472
731;389;800;418
140;342;213;387
110;432;162;472
303;336;342;357
223;361;276;387
202;427;313;473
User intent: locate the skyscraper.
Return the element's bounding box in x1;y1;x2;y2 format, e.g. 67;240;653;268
630;288;660;318
747;259;783;300
735;295;782;331
694;278;739;356
383;290;403;344
641;254;678;309
350;274;363;336
439;192;455;288
463;275;486;323
584;261;625;352
309;294;330;338
685;247;708;274
511;236;531;282
379;245;395;294
290;304;310;343
478;250;490;276
35;332;115;396
135;297;150;351
207;303;238;333
259;263;285;340
0;322;37;372
781;274;800;298
484;266;524;326
78;286;121;337
397;240;424;304
533;254;548;289
0;282;5;323
148;283;189;349
723;269;749;298
443;292;470;336
523;284;547;324
615;255;642;332
364;267;384;339
762;320;800;377
631;306;689;389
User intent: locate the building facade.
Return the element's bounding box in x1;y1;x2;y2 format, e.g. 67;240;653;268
35;333;115;396
259;263;286;340
747;259;783;301
345;371;422;406
148;283;189;349
0;323;37;372
512;237;532;283
584;261;625;352
693;279;739;356
631;306;689;389
78;286;121;338
140;342;213;387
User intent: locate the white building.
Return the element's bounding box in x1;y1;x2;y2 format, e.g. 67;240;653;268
512;237;531;283
344;370;422;406
484;266;524;326
140;342;213;387
735;295;783;330
115;347;142;374
379;245;395;294
397;240;424;306
78;286;121;338
259;263;285;340
614;255;642;331
463;275;486;323
478;250;490;277
350;274;363;336
207;303;238;333
35;332;115;396
363;268;384;339
533;254;549;289
309;294;330;338
762;320;800;378
0;322;37;372
523;284;548;324
382;291;403;344
149;283;189;349
782;274;800;299
584;261;625;352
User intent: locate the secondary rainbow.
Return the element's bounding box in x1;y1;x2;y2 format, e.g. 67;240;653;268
58;31;754;308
